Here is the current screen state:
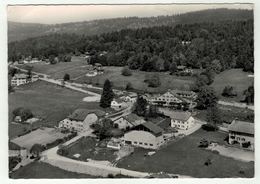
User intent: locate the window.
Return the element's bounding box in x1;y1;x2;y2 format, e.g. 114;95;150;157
241;138;245;141
150;144;153;146
139;142;143;145
237;137;240;141
144;143;148;146
134;141;137;144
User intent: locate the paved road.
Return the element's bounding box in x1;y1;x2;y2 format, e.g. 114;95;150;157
218;100;254;110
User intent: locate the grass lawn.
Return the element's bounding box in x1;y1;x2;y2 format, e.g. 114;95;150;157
117;129;254;178
211;69;254;102
9;80;107;138
75;66;195;93
20;56;88;78
64;137;117;162
194;104;254;124
10;161;97;179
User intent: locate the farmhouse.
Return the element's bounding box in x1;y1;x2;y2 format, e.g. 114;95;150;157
11;73;39;86
168;111;194;130
149;90;197;109
228;120;254;150
11;74;28;86
59;109;105;132
113;113;145;130
122;121;165;149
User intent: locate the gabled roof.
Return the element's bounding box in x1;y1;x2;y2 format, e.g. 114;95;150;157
124;114;145;126
141;121;163;136
68;109;105;121
9;141;22;150
13;73;28;79
113;98;124;103
169;111;192;121
228;120;254;135
151;117;171;130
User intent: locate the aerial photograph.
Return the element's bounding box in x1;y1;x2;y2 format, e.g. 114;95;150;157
7;4;254;179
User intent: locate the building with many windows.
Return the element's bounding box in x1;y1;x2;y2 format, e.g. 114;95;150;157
59;109;105;132
168;111;194;130
228;119;254;150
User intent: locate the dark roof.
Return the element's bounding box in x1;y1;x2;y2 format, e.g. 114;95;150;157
68;109;105;121
228;120;254;135
151;118;171;130
124;114;145;126
9;141;21;150
142;121;163;136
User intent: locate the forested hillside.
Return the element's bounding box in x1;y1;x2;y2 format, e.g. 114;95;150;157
8;8;253;42
8;19;254;73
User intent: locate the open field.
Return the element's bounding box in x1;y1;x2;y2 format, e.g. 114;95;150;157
20;56;88;79
75;66;195;93
211;69;254;102
10;161;96;179
8;80;107;138
117;129;254;178
11;127;69;150
64;137;117;162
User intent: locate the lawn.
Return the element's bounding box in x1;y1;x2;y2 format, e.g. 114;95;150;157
117;129;254;178
211;69;254;102
64;137;117;162
20;56;88;79
9;161;97;179
75;66;195;93
8;80;106;138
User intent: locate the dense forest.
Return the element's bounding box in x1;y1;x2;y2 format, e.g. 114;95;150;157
8;18;254;73
8;8;253;42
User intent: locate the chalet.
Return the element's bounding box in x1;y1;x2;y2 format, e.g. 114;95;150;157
59;109;105;132
9;142;28;158
228;120;254;150
113;113;145;130
168;111;194;130
122;121;165;149
11;74;28;86
121;93;137;103
149;90;197;109
93;63;104;72
107;138;122;150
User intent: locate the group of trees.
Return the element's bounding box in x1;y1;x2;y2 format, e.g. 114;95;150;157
9;19;254;73
100;79;114;108
12;107;33;122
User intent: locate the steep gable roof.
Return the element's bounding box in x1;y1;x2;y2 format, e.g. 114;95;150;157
68;109;105;121
169;111;192;121
228;120;254;135
124;114;145;126
142;121;163;136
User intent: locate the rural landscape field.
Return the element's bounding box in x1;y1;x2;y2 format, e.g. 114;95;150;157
8;4;254;179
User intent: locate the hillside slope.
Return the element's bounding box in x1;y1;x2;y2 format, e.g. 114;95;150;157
8;8;253;42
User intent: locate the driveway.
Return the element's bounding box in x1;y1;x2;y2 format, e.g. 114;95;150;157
206;144;254;162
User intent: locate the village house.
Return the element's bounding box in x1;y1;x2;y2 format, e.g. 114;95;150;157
122;121;165;150
168;111;195;130
11;73;39;86
9;142;28;158
11;73;28;86
59;109;106;132
121;93;137;103
111;98;127;111
228;120;254;150
112;113;146;130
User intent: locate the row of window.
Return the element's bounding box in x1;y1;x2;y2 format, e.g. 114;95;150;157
132;141;153;147
230;136;246;141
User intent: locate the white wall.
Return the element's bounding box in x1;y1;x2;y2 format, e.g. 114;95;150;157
123;130;164;149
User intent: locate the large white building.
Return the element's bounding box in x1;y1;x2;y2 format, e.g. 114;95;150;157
228;120;254;150
149;90;197;109
167;111;194;130
11;73;39;86
112;113;145;130
59;109;105;132
122;121;165;150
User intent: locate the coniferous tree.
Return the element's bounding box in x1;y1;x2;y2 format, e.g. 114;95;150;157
100;79;114;108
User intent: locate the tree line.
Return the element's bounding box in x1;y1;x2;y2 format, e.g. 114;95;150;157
9;19;254;72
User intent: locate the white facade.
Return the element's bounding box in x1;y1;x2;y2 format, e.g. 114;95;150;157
123;130;164;150
151;91;183;105
111;100;127;111
11;77;27;86
59;113;98;132
171;116;195;130
113;117;133;130
229;132;254;150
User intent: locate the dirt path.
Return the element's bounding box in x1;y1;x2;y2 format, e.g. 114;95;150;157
218;100;254;110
